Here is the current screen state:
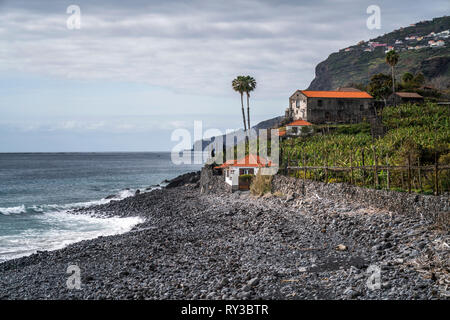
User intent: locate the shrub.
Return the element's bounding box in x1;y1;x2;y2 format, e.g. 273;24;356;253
250;170;273;196
335;122;371;135
239;174;254;182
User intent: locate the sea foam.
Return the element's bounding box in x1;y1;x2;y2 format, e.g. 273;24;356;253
0;188;146;262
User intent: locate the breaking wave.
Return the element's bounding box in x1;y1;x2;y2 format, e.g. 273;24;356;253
0;187;153;262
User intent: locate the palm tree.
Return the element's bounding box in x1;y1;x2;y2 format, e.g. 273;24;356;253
232;76;247;132
386;50;399;105
243;76;257;132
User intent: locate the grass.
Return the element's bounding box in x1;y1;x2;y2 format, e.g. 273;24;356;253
250;170;273;196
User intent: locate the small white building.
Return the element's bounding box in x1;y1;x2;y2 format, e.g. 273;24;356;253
215;154;277;191
285;120;313;136
384;46;394;53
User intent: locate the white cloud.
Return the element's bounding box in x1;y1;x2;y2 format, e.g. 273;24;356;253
2;0;431;98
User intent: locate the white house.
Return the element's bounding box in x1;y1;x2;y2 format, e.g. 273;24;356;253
215;154;277;191
384;46;394;53
285;119;313;136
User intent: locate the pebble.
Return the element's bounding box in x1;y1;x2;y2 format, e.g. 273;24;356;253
0;173;446;300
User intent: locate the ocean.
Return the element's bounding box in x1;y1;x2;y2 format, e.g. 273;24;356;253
0;152;202;263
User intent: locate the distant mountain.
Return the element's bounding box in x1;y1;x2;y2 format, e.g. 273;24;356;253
308;16;450;90
192;116;284;151
252;116;285;131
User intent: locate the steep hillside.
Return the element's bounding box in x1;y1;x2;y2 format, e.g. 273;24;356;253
192;116;284;151
308;16;450;90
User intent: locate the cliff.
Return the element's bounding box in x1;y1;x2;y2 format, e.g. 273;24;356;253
308;16;450;90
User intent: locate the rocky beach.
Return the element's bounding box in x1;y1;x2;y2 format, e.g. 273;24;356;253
0;171;448;300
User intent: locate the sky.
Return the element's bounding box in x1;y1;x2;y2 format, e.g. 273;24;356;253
0;0;448;152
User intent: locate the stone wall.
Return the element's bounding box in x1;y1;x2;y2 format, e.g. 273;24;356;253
199;165;449;221
271;175;449;221
288;90;375;124
306;97;374;124
199;165;231;194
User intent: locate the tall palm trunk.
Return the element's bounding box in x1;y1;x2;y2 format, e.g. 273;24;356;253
246;93;251;133
391;65;396;106
240;93;247;132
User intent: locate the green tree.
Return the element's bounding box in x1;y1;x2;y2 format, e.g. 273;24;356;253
368;73;392;106
243;76;257;131
413;72;425;87
385;50;399;104
232;76;248;132
402;72;414;83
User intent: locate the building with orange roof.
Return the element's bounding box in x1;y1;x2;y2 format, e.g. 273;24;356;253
214;154;277;191
286;89;374;124
285;119;313;136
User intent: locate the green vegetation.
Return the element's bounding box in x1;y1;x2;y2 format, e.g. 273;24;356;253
239;174;254;182
367;73;392;103
308;16;450;96
250;170;272;196
232;75;257;132
357;48;442;102
386;50;399;98
281;102;449;194
232;76;249;132
401;72;426;90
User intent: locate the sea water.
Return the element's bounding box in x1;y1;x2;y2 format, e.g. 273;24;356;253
0;152;201;262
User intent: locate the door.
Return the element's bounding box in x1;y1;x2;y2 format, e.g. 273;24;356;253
238;168;254;190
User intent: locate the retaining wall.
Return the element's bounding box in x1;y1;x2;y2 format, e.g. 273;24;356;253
271;175;449;220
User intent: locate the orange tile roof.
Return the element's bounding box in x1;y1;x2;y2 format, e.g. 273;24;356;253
214;158;238;169
276;130;286;136
214;154;275;169
214;163;230;169
300;90;373;99
286;120;312;127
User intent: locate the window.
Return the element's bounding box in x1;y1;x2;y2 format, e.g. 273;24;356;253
239;168;254;175
360;104;364;111
296;99;300;107
318;100;323;107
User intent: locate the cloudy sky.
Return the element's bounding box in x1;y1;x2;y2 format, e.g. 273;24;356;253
0;0;448;151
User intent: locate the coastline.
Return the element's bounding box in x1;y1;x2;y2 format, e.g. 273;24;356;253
0;172;448;300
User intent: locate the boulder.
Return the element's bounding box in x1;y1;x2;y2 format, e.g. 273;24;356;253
165;171;201;189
